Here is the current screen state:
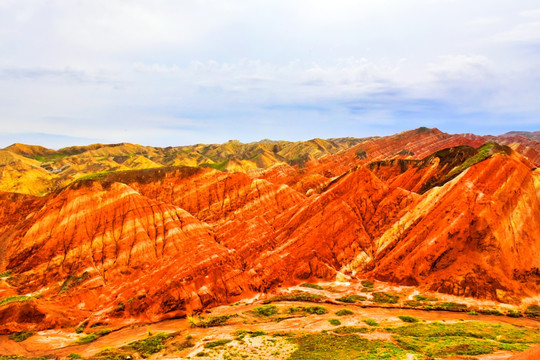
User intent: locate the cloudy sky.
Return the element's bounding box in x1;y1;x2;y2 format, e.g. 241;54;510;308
0;0;539;148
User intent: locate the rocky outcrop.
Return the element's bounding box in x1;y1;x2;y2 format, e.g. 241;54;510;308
364;152;540;300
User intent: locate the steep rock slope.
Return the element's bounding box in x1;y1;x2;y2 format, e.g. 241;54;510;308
367;142;509;194
364;152;540;301
240;166;418;287
0;179;248;331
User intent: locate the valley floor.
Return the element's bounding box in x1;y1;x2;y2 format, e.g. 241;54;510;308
1;281;539;360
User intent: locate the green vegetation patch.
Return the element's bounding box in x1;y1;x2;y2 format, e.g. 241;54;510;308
426;302;468;312
288;333;407;360
76;329;111;344
361;280;374;289
414;295;437;302
404;300;422;307
390;321;540;344
0;356;48;360
363;319;379;327
329;319;341;326
336;309;354;316
525;304;540;317
66;354;81;359
372;292;399;304
388;321;539;358
75;320;89;334
0;270;12;278
8;331;34;342
398;315;419;323
478;308;503;316
443;142;501;182
75;171;115;182
204;339;232;349
395;335;527;357
0;295;33;306
287;306;327;315
90;348;131;360
129;332;171;358
189;314;235;328
336;295;366;303
200;159;229;172
253;304;279;317
300;283;324;290
332;326;370;334
507;310;522;318
34;152;70;163
266;292;327;303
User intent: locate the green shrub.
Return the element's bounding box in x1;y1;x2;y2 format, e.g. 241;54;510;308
405;300;422;307
525;304;540;318
288;306;327;315
75;328;111;344
67;354;81;359
363;319;379;327
361;280;374;289
92;348;131;360
432;302;468;312
0;270;12;278
329;319;341;326
332;326;369;334
467;310;478;316
250;330;267;337
189;314;234;328
478;308;503;316
129;332;171;358
76;333;99;344
372;292;399;304
304;306;327;315
336;309;353;316
300;283;324;290
398;315;419;323
8;331;34;342
507;310;522;318
336;295;366;303
414;295;438;302
75;320;88;334
265;292;327;303
253;304;278;317
204;339;232;349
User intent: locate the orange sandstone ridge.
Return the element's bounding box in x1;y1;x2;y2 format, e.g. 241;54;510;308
0;127;539;333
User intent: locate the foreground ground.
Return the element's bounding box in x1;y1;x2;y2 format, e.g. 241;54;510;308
1;281;539;360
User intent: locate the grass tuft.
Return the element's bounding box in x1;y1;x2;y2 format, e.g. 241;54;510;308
8;331;34;342
398;315;419;323
129;332;170;358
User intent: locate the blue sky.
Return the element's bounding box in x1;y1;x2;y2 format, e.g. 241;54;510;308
0;0;539;148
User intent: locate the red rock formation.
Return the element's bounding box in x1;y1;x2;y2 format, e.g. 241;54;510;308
366;152;540;300
1;128;539;333
0;178;249;330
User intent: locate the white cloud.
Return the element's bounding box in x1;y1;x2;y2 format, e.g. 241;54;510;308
0;0;539;147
